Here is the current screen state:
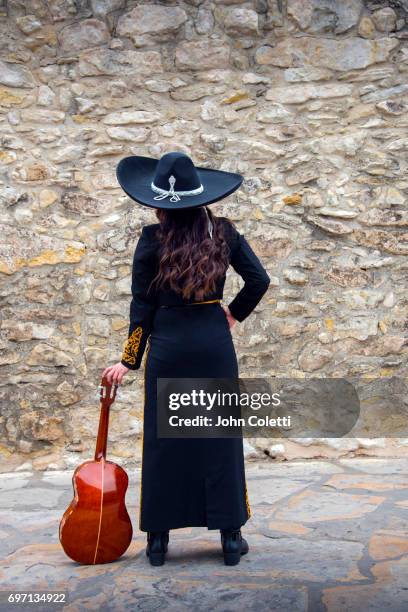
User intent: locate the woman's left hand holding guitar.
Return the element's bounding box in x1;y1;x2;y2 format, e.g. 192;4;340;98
102;362;130;384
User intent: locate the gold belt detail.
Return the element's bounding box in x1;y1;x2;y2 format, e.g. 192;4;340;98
191;299;221;305
159;299;221;309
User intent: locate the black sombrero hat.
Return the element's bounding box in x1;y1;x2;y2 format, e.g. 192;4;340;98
116;151;244;210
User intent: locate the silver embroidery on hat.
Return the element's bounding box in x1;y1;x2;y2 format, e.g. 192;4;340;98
151;174;204;202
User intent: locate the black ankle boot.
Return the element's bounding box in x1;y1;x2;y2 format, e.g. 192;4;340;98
220;528;249;566
146;531;169;566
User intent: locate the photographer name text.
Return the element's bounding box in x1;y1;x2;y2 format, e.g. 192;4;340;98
167;415;291;428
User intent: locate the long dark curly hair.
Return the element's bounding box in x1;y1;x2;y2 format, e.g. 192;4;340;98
150;206;230;300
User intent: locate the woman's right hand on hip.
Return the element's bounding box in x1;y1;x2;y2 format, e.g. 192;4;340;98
222;304;237;329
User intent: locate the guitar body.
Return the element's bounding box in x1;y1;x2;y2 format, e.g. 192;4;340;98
59;376;133;565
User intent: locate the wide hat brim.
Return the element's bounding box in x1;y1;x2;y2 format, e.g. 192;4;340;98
116;155;244;210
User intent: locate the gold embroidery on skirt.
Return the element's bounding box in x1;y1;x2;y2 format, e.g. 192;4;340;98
245;482;251;519
122;326;143;365
139;338;151;531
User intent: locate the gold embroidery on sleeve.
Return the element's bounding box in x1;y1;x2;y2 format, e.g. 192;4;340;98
122;326;143;365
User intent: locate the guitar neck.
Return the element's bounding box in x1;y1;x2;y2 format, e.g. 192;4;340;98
95;401;110;460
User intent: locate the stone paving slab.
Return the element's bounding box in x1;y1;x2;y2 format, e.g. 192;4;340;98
0;459;408;611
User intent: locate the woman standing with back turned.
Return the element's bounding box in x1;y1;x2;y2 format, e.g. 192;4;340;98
103;151;270;566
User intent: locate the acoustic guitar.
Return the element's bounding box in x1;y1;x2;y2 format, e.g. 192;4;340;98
59;376;133;564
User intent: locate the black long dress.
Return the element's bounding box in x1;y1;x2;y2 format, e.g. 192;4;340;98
120;216;270;532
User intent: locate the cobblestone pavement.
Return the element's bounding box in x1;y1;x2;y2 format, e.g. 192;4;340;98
1;459;408;612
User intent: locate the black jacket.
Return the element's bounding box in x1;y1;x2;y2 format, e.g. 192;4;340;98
121;217;270;370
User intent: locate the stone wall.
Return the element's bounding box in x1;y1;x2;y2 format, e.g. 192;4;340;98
0;0;407;472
